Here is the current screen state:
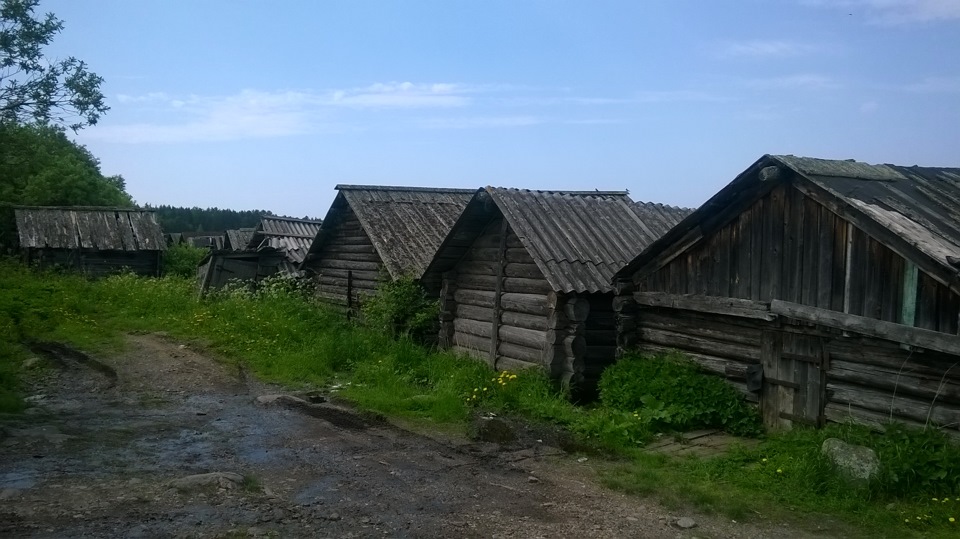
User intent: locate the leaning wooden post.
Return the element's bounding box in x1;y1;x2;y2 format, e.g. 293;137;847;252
438;270;458;349
614;278;638;358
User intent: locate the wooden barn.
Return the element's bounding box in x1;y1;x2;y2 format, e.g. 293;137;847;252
198;216;321;293
14;206;166;277
299;185;474;311
422;188;691;390
613;154;960;433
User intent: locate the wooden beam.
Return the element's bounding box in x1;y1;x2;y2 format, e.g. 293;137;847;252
771;299;960;356
634;291;776;321
490;218;508;366
901;260;918;326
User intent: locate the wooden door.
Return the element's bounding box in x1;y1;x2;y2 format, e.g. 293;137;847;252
760;330;827;429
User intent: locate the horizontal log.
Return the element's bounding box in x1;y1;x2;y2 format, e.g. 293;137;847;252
826;381;960;427
497;341;545;365
638;327;760;362
315;268;382;281
454;289;496;307
323;243;377;254
314;258;382;272
317;276;379;290
501;293;550;316
635;292;776;321
638;311;762;348
454;318;493;338
563;297;590;323
455;274;552;295
828;340;960;384
452;332;492;359
498;325;547;350
772;300;960;356
823;402;936;434
319;252;383;263
457;260;498;277
456;304;494;322
829;359;960;404
457;304;548;331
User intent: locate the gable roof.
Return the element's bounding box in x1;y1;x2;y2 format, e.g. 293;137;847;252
615;154;960;294
247;215;322;265
302;185;475;279
224;228;255;252
426;187;692;294
14;206;166;251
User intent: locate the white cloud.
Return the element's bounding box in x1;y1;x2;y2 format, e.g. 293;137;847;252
860;100;880;113
802;0;960;24
325;82;473;108
719;40;819;58
745;74;840;91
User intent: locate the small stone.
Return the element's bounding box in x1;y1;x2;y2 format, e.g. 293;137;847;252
527;476;539;483
22;357;42;369
821;438;879;486
576;457;588;463
178;345;187;349
327;512;341;521
675;517;697;529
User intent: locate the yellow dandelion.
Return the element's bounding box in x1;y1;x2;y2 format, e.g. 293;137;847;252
776;469;783;474
762;458;768;463
949;517;955;523
483;387;488;391
933;498;939;502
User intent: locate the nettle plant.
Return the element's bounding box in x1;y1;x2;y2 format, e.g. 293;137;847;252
598;351;763;437
361;275;439;340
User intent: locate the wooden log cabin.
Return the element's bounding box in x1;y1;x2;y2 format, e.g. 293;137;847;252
299;185;474;311
14;206;166;277
198;216;321;293
613;154;960;433
422;187;691;392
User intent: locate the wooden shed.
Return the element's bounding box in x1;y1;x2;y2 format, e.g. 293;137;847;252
422;187;691;391
613;154;960;433
299;185;474;311
14;206;166;277
198;216;321;293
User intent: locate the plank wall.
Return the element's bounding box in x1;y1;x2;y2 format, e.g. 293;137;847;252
25;248;162;277
641;183;959;334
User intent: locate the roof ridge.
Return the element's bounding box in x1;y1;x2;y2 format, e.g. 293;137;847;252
335;184;477;194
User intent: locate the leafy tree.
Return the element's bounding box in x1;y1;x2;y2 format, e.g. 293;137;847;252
0;122;132;206
1;0;107;131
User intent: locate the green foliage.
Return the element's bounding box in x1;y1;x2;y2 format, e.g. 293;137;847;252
598;351;763;436
871;423;960;497
361;276;439;340
0;0;108;130
0;123;133;207
162;243;208;278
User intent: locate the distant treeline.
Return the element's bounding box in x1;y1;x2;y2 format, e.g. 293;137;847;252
146;205;269;234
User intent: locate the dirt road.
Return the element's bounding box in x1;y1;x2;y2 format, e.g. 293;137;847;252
0;334;816;538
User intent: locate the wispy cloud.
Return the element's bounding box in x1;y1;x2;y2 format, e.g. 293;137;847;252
802;0;960;25
719;40;819;58
744;74;840;91
87;81;729;143
419;116;542;129
904;76;960;92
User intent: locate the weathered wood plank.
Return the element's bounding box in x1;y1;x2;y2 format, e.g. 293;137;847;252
634;292;775;321
771;300;960;355
638;327;761;362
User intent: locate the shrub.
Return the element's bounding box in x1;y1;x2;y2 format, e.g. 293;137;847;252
361;276;439;341
163;243;208;278
598;351;763;436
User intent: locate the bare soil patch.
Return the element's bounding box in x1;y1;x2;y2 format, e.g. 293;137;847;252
1;333;829;538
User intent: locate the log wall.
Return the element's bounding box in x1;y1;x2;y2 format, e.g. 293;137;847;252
23;248;162;277
303;206;386;311
440;217;553;369
641;182;960;334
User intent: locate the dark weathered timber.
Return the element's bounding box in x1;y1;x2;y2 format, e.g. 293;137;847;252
772;300;960;356
634;292;776;321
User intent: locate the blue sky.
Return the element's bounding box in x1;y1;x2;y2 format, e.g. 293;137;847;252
43;0;960;218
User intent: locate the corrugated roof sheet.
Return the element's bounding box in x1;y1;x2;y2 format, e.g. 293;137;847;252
487;188;692;294
14;206;166;251
307;185;475;279
248;216;322;265
776;155;960;274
